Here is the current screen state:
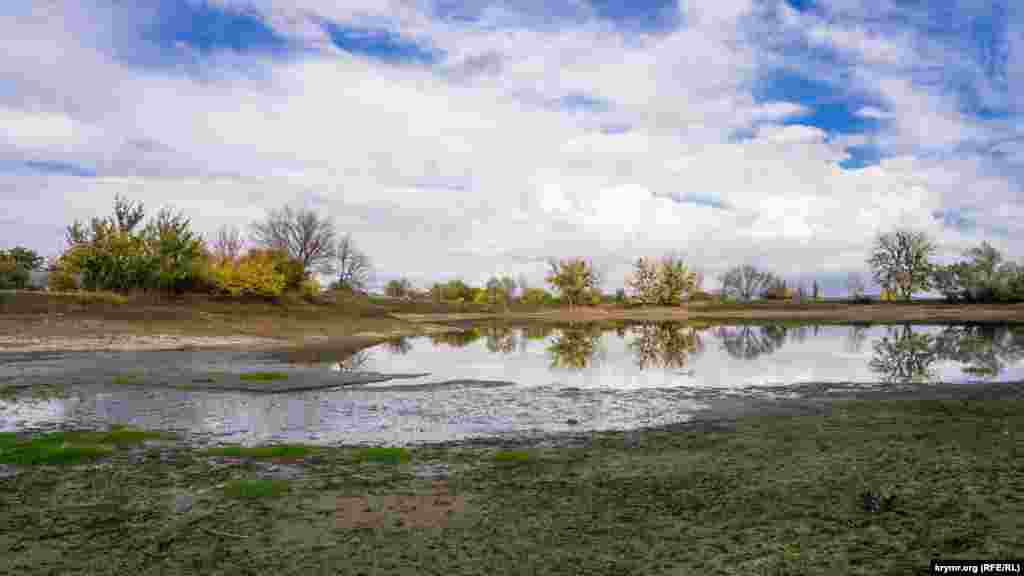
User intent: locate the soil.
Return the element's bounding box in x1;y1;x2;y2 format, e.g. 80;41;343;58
2;387;1021;575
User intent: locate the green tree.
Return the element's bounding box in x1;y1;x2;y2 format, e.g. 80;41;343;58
3;247;44;272
545;258;600;308
656;257;697;306
626;257;660;305
867;228;935;301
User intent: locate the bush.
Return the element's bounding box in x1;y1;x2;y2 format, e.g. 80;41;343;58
761;286;793;300
299;277;321;301
47;267;80;291
0;255;29;289
208;250;287;299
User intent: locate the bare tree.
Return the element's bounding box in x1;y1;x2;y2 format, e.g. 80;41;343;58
212;225;244;262
867;228;936;301
333;233;371;293
250;204;337;276
720;265;771;301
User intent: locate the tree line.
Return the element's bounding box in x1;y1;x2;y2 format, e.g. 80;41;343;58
2;198;1022;305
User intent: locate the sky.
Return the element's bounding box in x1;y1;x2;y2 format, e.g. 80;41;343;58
2;0;1023;296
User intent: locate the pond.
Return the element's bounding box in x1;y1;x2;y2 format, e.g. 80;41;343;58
2;322;1023;446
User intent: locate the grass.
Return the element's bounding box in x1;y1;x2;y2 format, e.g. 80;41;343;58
223;479;291;499
203;444;314;459
238;371;289;382
111;373;144;386
357;447;410;464
492;450;533;463
0;426;176;466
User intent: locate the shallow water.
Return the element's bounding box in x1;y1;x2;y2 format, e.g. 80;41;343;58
2;322;1022;446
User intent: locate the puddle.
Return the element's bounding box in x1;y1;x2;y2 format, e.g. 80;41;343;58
1;322;1022;446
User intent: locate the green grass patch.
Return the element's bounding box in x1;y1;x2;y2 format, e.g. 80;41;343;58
0;435;114;466
203;444;313;459
0;432;19;449
111;372;144;386
238;371;289;382
493;450;533;464
357;446;410;464
0;426;176;466
223;479;290;499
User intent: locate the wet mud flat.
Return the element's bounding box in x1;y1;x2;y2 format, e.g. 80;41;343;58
2;381;1022;576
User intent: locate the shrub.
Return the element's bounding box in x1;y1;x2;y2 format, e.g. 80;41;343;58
762;286;793;300
0;255;29;289
46;267;80;291
208;249;288;299
299;277;321;301
688;291;714;302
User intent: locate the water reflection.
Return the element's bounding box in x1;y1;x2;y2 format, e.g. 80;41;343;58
384;337;413;355
628;323;704;370
429;327;483;348
547;324;604;370
867;323;1024;383
483;324;517;354
715;325;789;360
330;350;371;372
868;324;938;383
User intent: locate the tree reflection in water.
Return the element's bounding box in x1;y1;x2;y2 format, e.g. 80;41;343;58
929;324;1024;380
627;323;705;370
429;327;482;348
845;323;871;354
547;324;604;370
482;323;517;354
384;337;412;355
331;350;371;372
868;324;938;383
715;324;789;360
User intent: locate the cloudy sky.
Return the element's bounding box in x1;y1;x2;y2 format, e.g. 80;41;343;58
2;0;1022;295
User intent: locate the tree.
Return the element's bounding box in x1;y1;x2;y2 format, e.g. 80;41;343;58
847;272;866;300
333;233;371;293
867;228;935;301
2;247;44;272
545;258;599;308
626;257;659;305
656;256;697;306
720;265;771;301
812;279;820;300
499;276;517;305
485;277;505;307
250;204;337;277
384;278;412;299
147;208;205;292
212;225;244;263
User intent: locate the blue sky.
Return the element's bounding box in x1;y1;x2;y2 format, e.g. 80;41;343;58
2;0;1023;295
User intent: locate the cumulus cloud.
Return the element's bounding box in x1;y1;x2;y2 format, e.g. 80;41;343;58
0;0;1021;295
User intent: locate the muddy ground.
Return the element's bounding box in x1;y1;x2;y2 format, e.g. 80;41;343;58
2;382;1022;576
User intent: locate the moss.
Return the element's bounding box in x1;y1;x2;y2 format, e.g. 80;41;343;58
238;371;289;382
223;479;290;499
357;447;410;464
493;450;532;463
0;426;175;466
203;444;313;459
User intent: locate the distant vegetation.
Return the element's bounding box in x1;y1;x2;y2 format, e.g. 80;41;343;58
6;196;1024;307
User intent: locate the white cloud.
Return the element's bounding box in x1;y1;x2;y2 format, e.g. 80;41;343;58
0;0;1021;293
